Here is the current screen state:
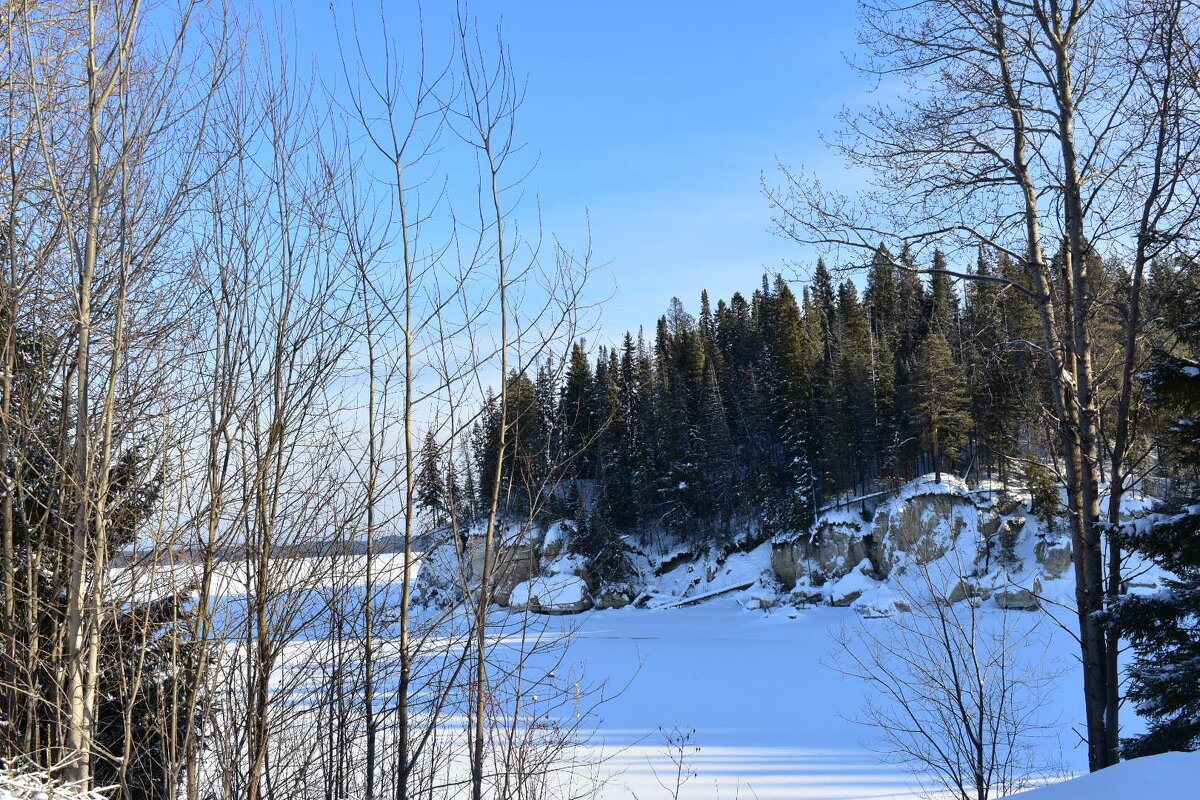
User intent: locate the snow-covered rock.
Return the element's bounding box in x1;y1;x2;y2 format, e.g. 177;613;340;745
827;559;879;607
993;584;1041;610
509;573;592;614
465;521;545;605
874;479;978;576
1035;534;1073;577
851;586;911;618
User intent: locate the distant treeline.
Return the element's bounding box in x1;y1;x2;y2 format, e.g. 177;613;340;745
423;244;1165;559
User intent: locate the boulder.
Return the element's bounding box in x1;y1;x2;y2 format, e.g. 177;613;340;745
852;588;911;618
947;579;992;605
1035;536;1073;578
594;589;632;610
789;587;825;607
827;559;878;607
993;585;1039;610
509;574;593;615
995;495;1024;517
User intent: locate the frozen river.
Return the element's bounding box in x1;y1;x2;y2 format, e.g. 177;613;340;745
546;600;1088;800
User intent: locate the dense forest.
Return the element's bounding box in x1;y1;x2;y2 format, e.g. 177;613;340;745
446;244;1181;570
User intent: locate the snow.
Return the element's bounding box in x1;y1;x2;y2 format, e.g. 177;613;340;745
1008;751;1200;799
540;600;1092;800
540;519;573;551
850;585;910;618
0;767;107;800
164;473;1175;800
897;472;971;501
509;573;588;609
826;558;879;604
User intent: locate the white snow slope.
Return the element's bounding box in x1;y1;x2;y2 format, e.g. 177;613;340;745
1009;751;1199;799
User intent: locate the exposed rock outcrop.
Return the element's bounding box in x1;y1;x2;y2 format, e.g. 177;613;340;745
875;485;976;576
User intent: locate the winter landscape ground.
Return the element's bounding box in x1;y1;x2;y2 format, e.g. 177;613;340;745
547;602;1072;800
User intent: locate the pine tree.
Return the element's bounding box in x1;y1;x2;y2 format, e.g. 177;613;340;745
416;431;448;526
561;341;595;477
1106;264;1200;757
911;332;973;482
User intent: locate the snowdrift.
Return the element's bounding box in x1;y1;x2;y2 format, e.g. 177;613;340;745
1008;751;1199;799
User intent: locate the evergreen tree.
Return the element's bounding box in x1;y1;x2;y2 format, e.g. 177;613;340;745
416;431;448;526
927;249;961;339
561;341;595;476
836;280;876;491
1106;264;1200;757
911;332;973;481
764;277;816;532
696;359;734;533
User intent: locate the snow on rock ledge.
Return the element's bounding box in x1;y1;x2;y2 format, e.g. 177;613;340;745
768;473;1161;612
509;573;592;615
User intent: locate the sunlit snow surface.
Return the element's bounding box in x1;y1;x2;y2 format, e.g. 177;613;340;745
539;600;1090;800
1008;750;1199;799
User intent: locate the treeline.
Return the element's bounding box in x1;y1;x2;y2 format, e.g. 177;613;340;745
445;242;1181;563
443;246;1046;549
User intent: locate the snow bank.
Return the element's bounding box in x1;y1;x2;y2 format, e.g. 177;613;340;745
1008;751;1200;799
0;766;109;800
897;472;970;501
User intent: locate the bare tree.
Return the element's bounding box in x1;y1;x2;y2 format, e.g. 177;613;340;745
767;0;1200;768
832;562;1064;800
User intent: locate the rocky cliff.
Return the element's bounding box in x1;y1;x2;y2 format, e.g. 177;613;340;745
439;474;1159;618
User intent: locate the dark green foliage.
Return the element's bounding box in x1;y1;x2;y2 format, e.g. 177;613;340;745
1106;263;1200;757
911;332;973;481
569;510;634;586
1022;460;1062;536
1108;499;1200;757
416;431;448;526
467;253;1047;566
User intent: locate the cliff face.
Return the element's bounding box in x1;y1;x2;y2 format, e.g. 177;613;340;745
771;475;1079;613
445;475;1159;618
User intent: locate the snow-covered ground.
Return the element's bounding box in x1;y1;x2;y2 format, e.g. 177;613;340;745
1009;751;1199;799
539;599;1091;800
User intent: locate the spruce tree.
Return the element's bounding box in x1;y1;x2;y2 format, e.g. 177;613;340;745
1106;266;1200;757
836;280;876;492
927;249;960;339
561;341;595;476
416;431;448;526
911;332;973;482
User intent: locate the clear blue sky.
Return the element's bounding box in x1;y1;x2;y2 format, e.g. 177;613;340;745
294;1;866;343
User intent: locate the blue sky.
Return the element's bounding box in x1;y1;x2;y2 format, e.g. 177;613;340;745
294;2;867;343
